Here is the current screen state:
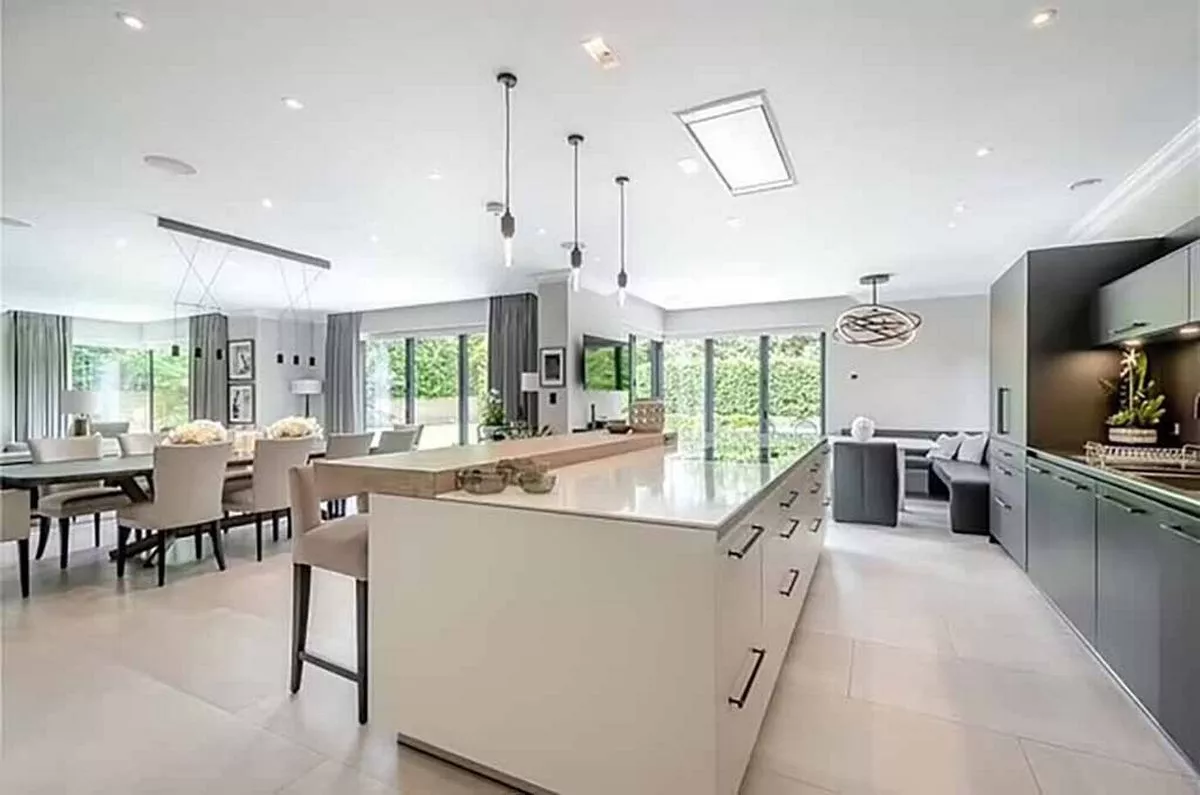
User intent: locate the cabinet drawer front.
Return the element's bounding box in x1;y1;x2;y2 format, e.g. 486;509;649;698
718;523;765;695
718;645;773;795
991;491;1026;568
989;438;1026;468
990;459;1025;504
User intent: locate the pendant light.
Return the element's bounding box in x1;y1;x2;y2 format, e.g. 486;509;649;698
615;175;630;307
832;273;922;349
497;72;518;268
567;133;584;292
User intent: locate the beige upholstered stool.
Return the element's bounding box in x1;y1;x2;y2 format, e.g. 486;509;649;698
2;489;31;598
287;465;369;724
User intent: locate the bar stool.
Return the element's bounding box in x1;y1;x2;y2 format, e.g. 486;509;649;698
287;465;369;724
2;489;31;598
324;432;373;517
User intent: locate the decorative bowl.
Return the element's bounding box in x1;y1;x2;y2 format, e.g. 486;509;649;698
457;468;507;494
518;472;557;494
606;420;631;435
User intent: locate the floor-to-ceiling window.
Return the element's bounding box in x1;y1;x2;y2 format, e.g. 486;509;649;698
632;337;654;402
150;347;190;431
364;338;407;431
71;344;192;432
712;336;762;462
663;338;705;441
465;332;488;443
767;333;824;455
413;336;460;448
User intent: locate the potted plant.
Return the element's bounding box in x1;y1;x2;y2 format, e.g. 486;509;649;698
479;389;508;441
1101;348;1166;445
165;419;228;445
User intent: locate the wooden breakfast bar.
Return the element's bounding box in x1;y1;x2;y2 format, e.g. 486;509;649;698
315;431;830;795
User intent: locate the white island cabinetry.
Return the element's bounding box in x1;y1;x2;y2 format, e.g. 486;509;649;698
368;439;829;795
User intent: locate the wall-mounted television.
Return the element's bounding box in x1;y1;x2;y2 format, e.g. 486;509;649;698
581;335;630;392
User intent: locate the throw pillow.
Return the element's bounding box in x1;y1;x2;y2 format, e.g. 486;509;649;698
926;433;962;460
956;433;988;464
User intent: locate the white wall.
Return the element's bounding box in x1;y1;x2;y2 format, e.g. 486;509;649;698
537;280;570;434
228;315;325;426
666;294;989;433
360;298;487;337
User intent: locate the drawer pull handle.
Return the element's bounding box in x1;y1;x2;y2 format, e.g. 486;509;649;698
780;567;802;597
809;517;822;533
821;496;831;507
728;524;766;559
1111;321;1149;336
1098;493;1145;515
1028;464;1050;476
809;482;822;495
1054;475;1089;491
780;518;800;539
779;490;800;509
997;465;1013;477
728;648;767;709
1000;449;1014;459
993;496;1011;511
1160;523;1193;541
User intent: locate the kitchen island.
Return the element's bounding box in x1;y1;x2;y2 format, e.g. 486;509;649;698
319;432;828;795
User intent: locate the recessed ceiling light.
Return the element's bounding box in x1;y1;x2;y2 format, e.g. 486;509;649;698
947;221;958;229
953;202;968;214
369;234;380;243
677;157;701;175
143;154;197;175
676;90;795;196
116;12;145;30
0;216;33;228
281;97;304;110
726;217;745;229
581;36;620;70
1068;177;1105;191
427;172;443;181
975;146;993;158
536;228;547;236
261;198;273;209
115;238;128;248
1031;8;1059;28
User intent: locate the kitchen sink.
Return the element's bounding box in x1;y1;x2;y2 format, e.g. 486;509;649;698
1123;471;1200;495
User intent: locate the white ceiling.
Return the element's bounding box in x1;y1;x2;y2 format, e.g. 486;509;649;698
3;0;1198;320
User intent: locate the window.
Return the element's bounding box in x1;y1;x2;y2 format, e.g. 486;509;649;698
364;339;407;430
712;336;762;462
767;333;824;455
663;339;705;441
465;332;488;443
414;336;461;449
72;346;150;430
632;337;654;401
151;347;190;431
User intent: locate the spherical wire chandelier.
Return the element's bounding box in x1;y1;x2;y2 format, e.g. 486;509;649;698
832;273;922;349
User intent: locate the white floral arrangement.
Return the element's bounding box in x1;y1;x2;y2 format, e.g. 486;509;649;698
266;416;322;440
165;419;228;445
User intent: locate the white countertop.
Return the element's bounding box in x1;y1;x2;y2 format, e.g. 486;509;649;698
437;438;822;530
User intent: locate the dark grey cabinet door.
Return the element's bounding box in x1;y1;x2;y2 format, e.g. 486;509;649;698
1096;246;1191;344
1026;461;1097;641
1158;510;1200;770
989;460;1026;568
1095;487;1162;715
1189;242;1199;322
989;258;1027;443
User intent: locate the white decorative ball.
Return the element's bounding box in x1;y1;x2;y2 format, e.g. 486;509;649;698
850;416;876;442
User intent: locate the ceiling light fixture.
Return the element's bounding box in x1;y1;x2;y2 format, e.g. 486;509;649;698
953;202;968;214
115;238;128;248
261;198;273;209
615;175;630;307
282;96;304;110
370;234;380;243
975;146;993;158
1031;8;1059;27
536;228;547;236
0;216;33;228
496;71;518;268
567;133;585;292
676;90;795;196
678;157;701;175
726;217;744;230
143;154;197;176
947;221;958;229
116;12;145;30
581;36;620;69
833;274;922;349
427;171;443;181
1068;177;1105;191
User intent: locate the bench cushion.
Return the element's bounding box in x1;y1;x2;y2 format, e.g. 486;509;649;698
932;459;990;486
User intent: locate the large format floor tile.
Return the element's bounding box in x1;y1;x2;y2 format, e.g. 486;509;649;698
1020;739;1200;795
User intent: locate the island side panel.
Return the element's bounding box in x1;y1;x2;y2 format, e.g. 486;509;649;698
369;495;719;795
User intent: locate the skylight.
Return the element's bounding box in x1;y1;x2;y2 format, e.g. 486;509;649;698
675;90;795;196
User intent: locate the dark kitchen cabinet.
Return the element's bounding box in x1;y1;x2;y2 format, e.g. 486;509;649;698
1096;245;1191;345
989;258;1027;444
1189;242;1199;322
989;442;1026;568
1157;508;1200;769
1095;486;1163;715
1026;460;1097;642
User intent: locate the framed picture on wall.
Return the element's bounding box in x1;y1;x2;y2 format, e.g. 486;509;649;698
539;347;566;388
228;339;255;381
228;383;256;425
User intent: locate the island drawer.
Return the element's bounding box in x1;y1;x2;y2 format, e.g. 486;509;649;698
717;521;766;701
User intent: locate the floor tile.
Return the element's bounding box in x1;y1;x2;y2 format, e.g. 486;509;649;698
740;764;836;794
1020;739;1200;795
777;631;853;696
276;760;391;794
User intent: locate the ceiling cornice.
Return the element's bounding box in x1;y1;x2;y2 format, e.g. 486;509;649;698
1067;116;1200;243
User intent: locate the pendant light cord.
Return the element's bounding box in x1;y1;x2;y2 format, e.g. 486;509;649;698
619;180;627;276
503;83;512;211
572;143;580;246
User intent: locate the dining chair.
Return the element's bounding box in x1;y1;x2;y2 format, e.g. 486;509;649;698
28;436;131;569
116;442;232;587
324;432;373;517
92;422;130;457
377;424;423;454
223;437;313;561
2;489;32;598
288;465;369;724
117;432;157;456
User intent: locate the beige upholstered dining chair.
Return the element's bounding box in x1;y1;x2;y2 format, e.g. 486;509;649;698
28;436;131;569
288;465;369;724
223;437;313;561
116;442;232;587
324;432;374;517
2;489;31;599
117;432;157;456
377;424;423;454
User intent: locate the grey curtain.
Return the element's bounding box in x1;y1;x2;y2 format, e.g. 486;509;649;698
5;310;72;442
324;312;363;433
487;293;538;426
188;313;229;422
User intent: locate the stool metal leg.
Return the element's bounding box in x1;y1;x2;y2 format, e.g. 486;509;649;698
290;564;312;694
356;578;369;724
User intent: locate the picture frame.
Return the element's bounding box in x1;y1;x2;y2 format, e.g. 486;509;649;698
227;339;255;381
228;383;256;425
539;346;566;388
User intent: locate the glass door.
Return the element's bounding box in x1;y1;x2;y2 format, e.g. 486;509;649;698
414;335;460;448
663;339;705;443
712;336;762;462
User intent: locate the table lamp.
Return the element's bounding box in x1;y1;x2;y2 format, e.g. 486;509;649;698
290;378;323;418
60;390;99;437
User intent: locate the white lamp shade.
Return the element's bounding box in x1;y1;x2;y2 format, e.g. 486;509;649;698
520;372;541;393
60;390;98;414
290;378;323;396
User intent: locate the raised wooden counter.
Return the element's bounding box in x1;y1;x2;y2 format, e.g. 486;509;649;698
314;431;667;499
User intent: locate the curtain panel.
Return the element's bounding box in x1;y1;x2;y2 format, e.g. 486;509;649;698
5;310;72;442
325;311;363;433
188;313;229;422
487;293;538;426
